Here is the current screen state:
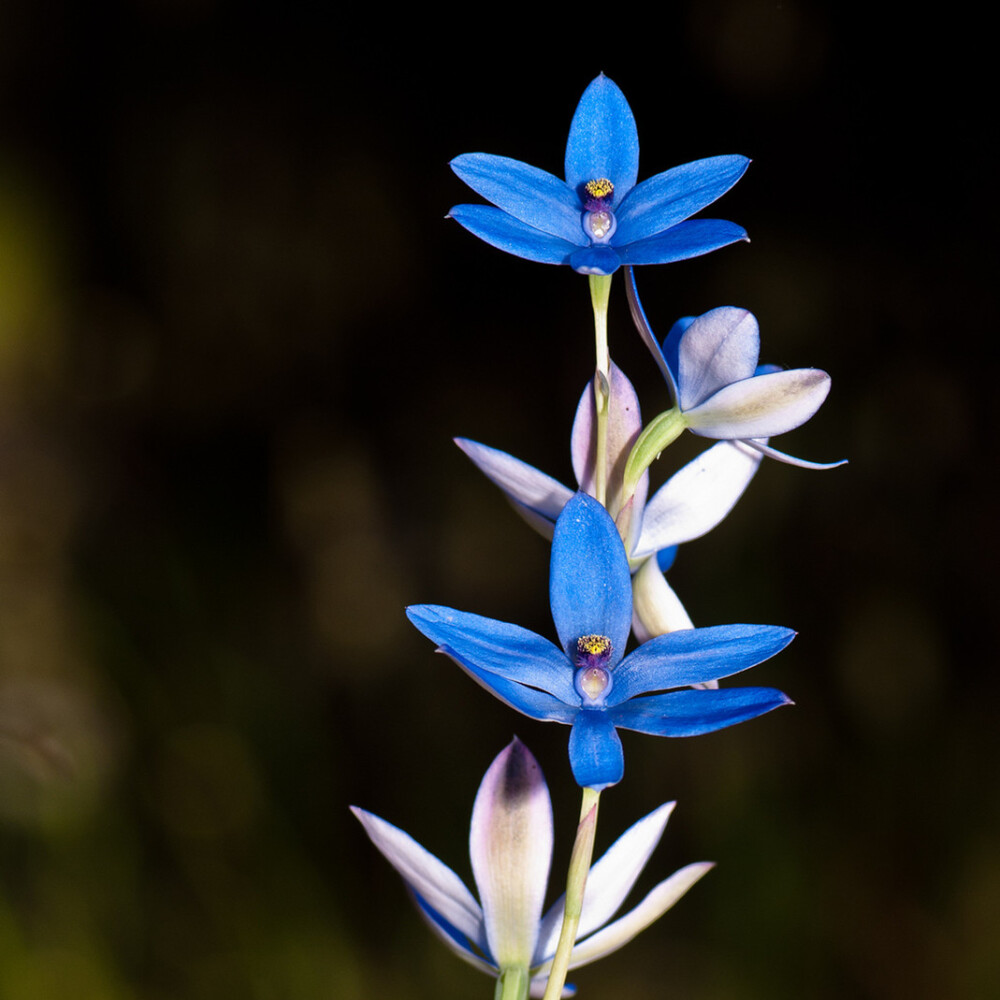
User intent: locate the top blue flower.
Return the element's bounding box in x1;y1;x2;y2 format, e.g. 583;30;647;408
448;74;750;276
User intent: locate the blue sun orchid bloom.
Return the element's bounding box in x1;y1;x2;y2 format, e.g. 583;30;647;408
625;268;846;469
352;739;713;998
449;74;750;275
407;493;794;791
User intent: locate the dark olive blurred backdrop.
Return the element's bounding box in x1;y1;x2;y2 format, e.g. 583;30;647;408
0;3;994;999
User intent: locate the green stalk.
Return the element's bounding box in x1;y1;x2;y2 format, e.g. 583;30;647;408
621;408;687;504
540;787;601;1000
495;965;530;1000
588;274;613;508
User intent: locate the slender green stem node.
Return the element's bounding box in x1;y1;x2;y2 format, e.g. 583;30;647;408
589;274;612;380
588;274;613;508
541;787;601;1000
622;408;687;503
496;965;531;1000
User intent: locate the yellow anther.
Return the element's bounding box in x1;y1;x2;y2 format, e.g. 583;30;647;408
584;178;614;200
577;634;613;657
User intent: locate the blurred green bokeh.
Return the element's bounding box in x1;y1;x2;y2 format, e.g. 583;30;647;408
0;3;995;999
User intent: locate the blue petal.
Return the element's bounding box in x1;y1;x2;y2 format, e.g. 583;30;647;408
440;643;579;724
406;605;578;704
549;494;632;666
611;687;792;737
616;219;748;265
450;154;583;243
660;316;694;388
656;546;678;572
614;156;750;245
676;307;760;412
564;75;639;206
455;438;572;527
569;245;621;275
448;205;578;264
568;711;625;790
608;625;796;704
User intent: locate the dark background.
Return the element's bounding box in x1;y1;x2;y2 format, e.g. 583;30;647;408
0;3;994;999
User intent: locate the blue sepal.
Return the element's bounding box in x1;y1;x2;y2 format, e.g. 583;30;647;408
617;219;749;265
612;687;792;737
609;625;796;704
564;74;639;203
615;156;750;244
447;204;575;265
549;493;632;664
407;605;578;704
439;643;579;725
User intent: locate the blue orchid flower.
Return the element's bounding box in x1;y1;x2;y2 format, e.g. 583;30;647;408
625;268;846;469
407;493;793;791
353;739;713;998
449;74;750;275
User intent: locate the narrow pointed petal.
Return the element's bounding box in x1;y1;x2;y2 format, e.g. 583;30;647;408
630;561;720;690
564;862;715;970
351;807;487;951
685;368;831;439
437;645;579;724
616;219;748;267
611;687;792;736
630;556;695;640
564;75;638;203
407;605;578;704
471;740;553;969
535;803;676;965
614;156;750;244
741;438;848;470
567;711;624;790
412;890;498;974
456;438;572;525
625;267;676;392
451;154;583;242
677;307;759;410
609;625;795;704
550;494;632;663
633;441;763;557
571;364;647;541
448;204;577;265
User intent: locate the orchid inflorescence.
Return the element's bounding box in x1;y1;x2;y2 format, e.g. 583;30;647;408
353;74;843;1000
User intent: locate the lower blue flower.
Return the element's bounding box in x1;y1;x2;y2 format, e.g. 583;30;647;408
407;493;794;790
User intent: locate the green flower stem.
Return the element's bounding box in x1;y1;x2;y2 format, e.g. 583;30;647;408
622;408;687;504
540;786;601;1000
589;274;611;378
495;966;530;1000
589;274;613;508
